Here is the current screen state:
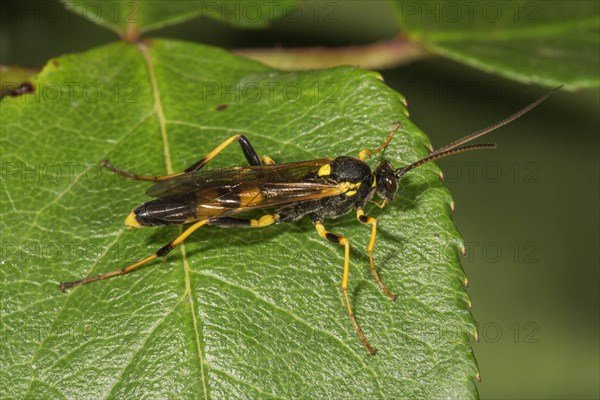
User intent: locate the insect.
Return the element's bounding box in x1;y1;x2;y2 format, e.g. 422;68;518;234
60;89;555;354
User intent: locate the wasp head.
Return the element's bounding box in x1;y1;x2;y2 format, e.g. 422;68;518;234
374;160;398;202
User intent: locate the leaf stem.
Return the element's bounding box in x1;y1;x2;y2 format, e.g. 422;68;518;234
232;35;430;71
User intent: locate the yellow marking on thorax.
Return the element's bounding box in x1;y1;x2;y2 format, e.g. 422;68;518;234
318;164;331;176
372;176;377;187
337;182;351;192
338;181;362;196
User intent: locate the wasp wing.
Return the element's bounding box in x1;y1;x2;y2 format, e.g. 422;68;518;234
145;159;342;221
192;181;347;220
146;159;333;199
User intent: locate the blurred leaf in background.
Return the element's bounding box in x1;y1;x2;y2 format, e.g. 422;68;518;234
392;0;599;89
61;0;298;39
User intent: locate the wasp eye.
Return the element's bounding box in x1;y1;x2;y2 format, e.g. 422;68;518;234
385;177;397;194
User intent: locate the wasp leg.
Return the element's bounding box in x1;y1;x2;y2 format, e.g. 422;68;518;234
100;159;178;181
358;122;402;161
209;214;279;228
59;220;209;291
184;134;262;172
101;134;264;181
261;155;276;165
314;221;376;355
368;199;388;209
356;208;396;301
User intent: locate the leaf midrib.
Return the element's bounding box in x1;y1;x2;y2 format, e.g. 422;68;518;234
137;42;208;399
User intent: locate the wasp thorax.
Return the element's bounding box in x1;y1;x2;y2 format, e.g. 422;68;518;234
374;160;398;201
330;156;372;182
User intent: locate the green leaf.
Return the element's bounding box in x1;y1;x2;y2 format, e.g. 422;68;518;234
60;0;296;39
392;0;600;89
1;39;477;398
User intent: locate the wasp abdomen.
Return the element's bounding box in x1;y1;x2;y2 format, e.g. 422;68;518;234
128;196;199;227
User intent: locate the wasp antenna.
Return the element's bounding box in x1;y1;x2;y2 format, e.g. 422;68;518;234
431;86;559;156
395;144;496;178
395;86;559;178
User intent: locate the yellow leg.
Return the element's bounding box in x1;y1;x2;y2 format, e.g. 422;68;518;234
357;209;396;301
185;134;245;172
207;214;279;228
261;155;276;165
368;199;388;209
100;159;185;181
250;214;279;227
315;222;376;355
102;133;263;181
358;122;402;161
59;220;209;291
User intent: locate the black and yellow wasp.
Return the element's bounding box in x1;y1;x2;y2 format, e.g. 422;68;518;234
60;90;555;354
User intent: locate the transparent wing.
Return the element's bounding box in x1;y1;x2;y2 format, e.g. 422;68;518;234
146;158;334;199
144;158;345;220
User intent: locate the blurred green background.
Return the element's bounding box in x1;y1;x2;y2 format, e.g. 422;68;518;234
2;1;598;398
